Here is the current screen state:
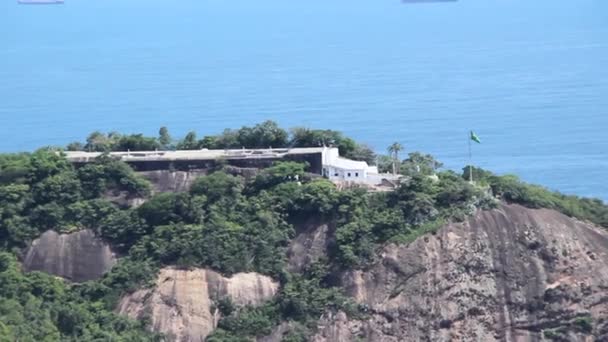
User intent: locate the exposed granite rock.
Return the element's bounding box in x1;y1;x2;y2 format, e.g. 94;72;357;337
257;321;298;342
139;170;208;193
308;204;608;341
223;165;260;179
139;167;259;195
103;170;208;207
287;219;333;273
23;229;117;282
312;311;360;342
103;190;147;208
118;268;279;342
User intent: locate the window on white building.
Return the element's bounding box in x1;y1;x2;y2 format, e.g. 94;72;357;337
355;172;359;177
347;172;351;177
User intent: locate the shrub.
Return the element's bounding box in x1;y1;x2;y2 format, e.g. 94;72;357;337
463;167;608;228
573;316;593;333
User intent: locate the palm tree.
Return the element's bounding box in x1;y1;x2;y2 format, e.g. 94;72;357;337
387;142;404;175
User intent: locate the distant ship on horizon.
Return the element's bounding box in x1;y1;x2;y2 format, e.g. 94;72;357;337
402;0;457;3
18;0;64;4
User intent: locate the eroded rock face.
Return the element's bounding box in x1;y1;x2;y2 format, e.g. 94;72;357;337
103;190;147;208
23;229;117;282
311;204;608;342
118;268;279;342
287;219;332;273
139;167;259;195
139;170;208;193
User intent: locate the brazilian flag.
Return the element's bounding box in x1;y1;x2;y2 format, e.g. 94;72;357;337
470;131;481;144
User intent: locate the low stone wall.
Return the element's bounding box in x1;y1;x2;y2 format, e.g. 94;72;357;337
72;152;323;174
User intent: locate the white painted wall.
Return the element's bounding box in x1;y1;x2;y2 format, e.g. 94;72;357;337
321;146;401;185
325;166;366;180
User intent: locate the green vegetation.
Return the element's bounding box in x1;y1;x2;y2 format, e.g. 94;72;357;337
208;261;359;341
71;120;377;164
0;253;160;341
377;151;444;176
541;315;593;340
573;316;593;333
0;150;159;340
1;122;607;340
543;328;561;340
0;145;361;339
332;171;494;267
387;142;404;175
0;150;149;249
463;166;608;228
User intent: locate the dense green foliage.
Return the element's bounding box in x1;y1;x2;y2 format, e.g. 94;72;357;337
70;120;377;164
0;151;150;249
377;151;444;176
1;123;608;341
0;151;159;340
331;171;495;267
0;147;364;340
202;168;492;339
464;166;608;228
208;261;359;341
0;253;160;341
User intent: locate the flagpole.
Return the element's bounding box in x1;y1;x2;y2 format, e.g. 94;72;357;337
468;132;473;183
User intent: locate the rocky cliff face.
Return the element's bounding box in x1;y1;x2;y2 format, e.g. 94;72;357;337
287;218;333;273
22;229;117;282
309;204;608;342
139;167;259;194
102;170;208;207
139;170;209;193
118;268;279;342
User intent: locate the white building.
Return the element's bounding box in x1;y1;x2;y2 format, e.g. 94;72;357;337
321;147;399;185
63;146;400;186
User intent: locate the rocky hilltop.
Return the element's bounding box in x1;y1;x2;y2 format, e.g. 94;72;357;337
111;204;608;341
3;124;608;341
118;268;279;341
306;204;608;341
22;229;117;282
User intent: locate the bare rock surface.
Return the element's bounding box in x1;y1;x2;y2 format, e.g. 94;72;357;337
139;170;208;193
103;190;147;207
223;165;260;179
309;204;608;342
118;268;279;342
139;167;259;195
287;218;333;273
23;229;117;282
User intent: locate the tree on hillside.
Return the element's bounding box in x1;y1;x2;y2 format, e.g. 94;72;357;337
176;131;199;150
290;127;357;158
347;144;377;165
159;127;172;148
401;152;443;176
237;121;289;148
251;161;307;191
387;142;404;175
66;142;84;151
114;134;160;151
85;131;111;152
0;154;31;185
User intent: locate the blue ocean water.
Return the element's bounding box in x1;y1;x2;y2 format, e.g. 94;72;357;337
1;0;607;199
